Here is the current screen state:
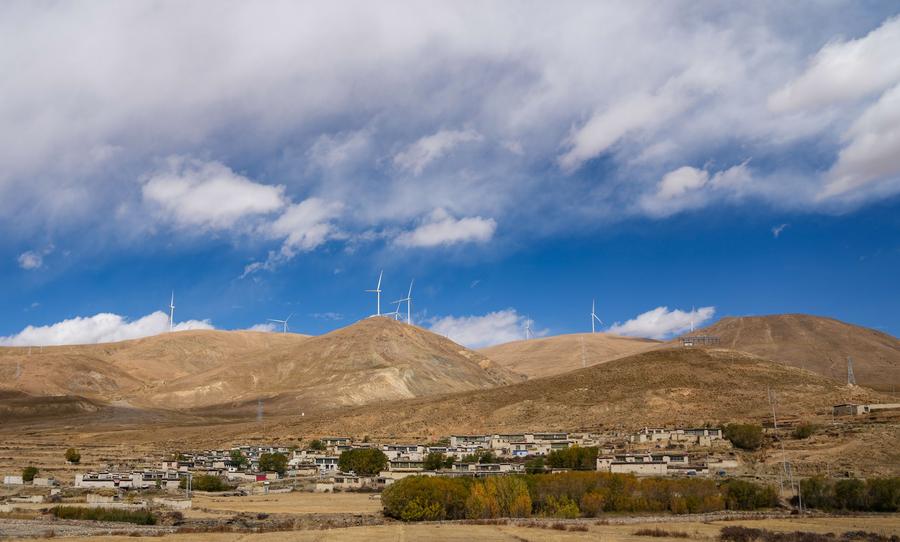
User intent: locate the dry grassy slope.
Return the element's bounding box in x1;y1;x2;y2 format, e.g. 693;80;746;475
0;330;308;401
480;333;660;379
681;314;900;391
173;317;523;413
267;347;892;438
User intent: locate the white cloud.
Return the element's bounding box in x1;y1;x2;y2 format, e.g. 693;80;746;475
17;251;43;270
608;306;715;340
428;309;536;348
16;245;54;270
768;16;900;112
142;158;286;230
559;90;686;171
0;311;213;346
638;163;751;217
772;223;789;238
246;322;278;332
394;129;483;175
395;208;496;248
820;83;900;199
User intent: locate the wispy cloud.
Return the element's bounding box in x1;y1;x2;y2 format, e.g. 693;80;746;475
772;223;789;238
394;129;483;175
17;245;54;270
396;209;496;248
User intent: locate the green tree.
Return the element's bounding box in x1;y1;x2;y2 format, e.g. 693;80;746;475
461;450;496;464
525;456;546;474
547;446;598;470
180;474;232;492
258;452;288;475
22;466;38;482
866;478;900;512
338;448;388;476
833;479;867;510
724;424;764;450
799;476;832;510
309;439;326;451
64;448;81;464
423;452;453;471
229;449;248;468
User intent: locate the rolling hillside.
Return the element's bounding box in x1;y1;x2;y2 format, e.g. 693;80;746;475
682;314;900;391
480;333;660;379
0;318;520;415
273;347;891;438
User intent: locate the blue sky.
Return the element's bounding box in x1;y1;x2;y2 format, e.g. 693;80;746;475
1;2;899;347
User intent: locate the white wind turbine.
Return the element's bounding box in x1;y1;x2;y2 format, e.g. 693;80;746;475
168;291;175;332
590;299;603;334
392;280;414;325
366;270;383;316
525;320;533;340
267;312;294;333
690;305;695;334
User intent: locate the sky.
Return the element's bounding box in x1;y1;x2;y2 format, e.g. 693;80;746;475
1;1;900;348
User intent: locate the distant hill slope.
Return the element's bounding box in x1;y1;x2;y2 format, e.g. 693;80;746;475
680;314;900;391
480;333;660;379
0;319;520;415
0;330;309;400
277;347;890;438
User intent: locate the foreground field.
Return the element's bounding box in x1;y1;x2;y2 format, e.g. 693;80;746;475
33;515;900;541
190;491;382;516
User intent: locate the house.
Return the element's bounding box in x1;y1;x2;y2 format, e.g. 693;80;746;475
2;475;24;485
450;435;490;448
596;453;691;476
833;403;900;416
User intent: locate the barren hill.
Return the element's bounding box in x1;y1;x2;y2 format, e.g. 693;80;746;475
682;314;900;391
0;318;520;415
480;333;660;379
273;347;890;438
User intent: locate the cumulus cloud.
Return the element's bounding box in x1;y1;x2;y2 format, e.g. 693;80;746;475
608;306;715;340
639;163;751;217
395;209;496;248
0;311;213;346
246;322;278;332
393;129;483;175
142;158;286;230
428;309;537;348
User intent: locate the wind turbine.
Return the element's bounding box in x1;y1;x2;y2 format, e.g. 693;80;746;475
168;291;175;332
590;299;603;334
366;270;384;316
525;320;533;340
690;305;695;334
388;300;403;320
392;280;414;325
267;313;294;333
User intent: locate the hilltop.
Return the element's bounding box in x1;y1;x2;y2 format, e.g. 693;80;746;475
0;318;520;416
271;346;890;438
481;332;660;379
681;314;900;391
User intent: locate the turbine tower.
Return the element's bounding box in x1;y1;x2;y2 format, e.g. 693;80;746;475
267;313;293;333
847;357;856;386
525;320;533;340
590;299;603;333
690;305;695;334
392;280;414;325
168;291;175;332
366;270;384;316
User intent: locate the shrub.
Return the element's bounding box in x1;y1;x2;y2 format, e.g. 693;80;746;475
723;479;778;510
51;506;156;525
64;448;81;464
466;476;532;519
22;466;38;482
543;495;580;518
724;424;764;450
579;491;605;517
865;477;900;512
258;452;288;475
309;439;326;451
834;479;867;510
792;423;818;440
799;476;832;510
179;474;232;492
634;528;690;538
382;476;470;520
525;457;546;474
338;448;388;476
461;450;497;464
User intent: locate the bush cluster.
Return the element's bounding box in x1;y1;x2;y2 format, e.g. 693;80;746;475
382;472;779;521
798;476;899;512
51;506;156;525
546;446;598;470
724;424;764;450
179;474;234;492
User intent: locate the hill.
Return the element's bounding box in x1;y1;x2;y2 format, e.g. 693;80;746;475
270;347;891;438
0;318;520;415
480;332;660;379
681;314;900;391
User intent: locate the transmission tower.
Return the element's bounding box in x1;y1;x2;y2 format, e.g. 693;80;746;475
847;357;856;386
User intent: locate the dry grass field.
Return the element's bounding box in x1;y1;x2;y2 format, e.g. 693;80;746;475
190;491;382;516
33;515;900;541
